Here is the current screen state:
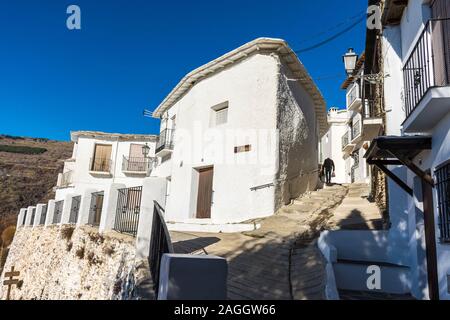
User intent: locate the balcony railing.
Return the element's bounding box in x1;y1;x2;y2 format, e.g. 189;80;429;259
122;156;152;173
90;158;112;173
362;99;383;119
59;170;73;188
352;120;361;140
403;18;450;118
342;131;350;150
347;83;360;108
156;129;175;154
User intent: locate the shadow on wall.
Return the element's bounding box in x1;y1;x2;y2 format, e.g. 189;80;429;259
171;233;325;300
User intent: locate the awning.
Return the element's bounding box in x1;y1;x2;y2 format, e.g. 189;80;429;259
364;136;433;196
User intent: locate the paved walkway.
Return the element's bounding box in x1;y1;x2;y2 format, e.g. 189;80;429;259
170;184;349;300
327;183;383;230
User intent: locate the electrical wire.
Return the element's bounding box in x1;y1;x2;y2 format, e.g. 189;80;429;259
294;15;366;54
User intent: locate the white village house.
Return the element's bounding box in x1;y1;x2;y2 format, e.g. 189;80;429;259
149;37;327;230
16;37;327;247
319;0;450;300
319;107;348;184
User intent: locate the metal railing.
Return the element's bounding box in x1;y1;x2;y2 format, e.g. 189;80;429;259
352;120;361;140
69;196;81;224
342;131;350;150
59;170;73;188
122;156;152;173
30;208;36;226
347;83;360;107
363;99;383;119
53;200;64;224
156;129;175;154
436;162;450;243
40;205;47;225
403;18;450;118
88;191;104;226
90;158;112;173
22;210;27;226
114;186;143;237
149;201;174;298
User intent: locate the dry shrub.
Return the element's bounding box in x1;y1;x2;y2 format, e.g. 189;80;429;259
87;252;102;266
75;246;85;259
103;245;115;256
1;226;16;248
60;226;75;241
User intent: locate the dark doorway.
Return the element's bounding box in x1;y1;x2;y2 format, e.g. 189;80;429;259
196;167;214;219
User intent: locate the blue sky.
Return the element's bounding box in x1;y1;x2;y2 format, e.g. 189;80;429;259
0;0;367;141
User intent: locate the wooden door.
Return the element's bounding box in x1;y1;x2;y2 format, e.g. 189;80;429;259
93;144;112;171
431;0;450;86
94;194;104;226
196;167;214;219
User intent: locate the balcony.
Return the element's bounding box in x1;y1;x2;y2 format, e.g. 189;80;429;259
155;129;175;157
362;99;383;141
346;83;362;111
89;158;112;176
122;156;153;175
57;170;73;188
403;18;450;133
342;131;355;155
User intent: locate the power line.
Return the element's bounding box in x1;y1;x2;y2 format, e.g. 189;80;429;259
294;15;366;54
297;11;366;45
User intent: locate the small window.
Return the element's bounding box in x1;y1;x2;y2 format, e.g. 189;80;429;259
234;145;251;153
211;102;228;126
436;161;450;243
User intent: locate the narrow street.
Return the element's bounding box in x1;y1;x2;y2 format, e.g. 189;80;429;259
170;183;384;300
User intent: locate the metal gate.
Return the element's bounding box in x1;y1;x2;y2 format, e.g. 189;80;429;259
114;186;143;236
89;191;104;226
40;205;48;225
22;210;27;226
69;196;81;224
53;200;64;224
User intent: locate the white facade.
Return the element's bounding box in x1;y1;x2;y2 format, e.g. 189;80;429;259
150;38;327;227
55;131;158;201
381;0;450;300
320;108;348;184
340;57;383;184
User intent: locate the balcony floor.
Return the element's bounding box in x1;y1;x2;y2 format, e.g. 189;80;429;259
403;86;450;133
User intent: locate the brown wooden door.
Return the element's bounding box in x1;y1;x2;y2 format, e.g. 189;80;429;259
93;144;112;171
431;0;450;86
196;167;214;219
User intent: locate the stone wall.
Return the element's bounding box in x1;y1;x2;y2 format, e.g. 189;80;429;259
0;225;144;300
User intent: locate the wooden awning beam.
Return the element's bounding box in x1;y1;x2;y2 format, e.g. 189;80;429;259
369;160;413;196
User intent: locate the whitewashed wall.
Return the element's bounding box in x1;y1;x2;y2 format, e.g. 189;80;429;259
159;53;320;224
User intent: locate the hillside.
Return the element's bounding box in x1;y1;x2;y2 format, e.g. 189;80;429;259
0;135;73;237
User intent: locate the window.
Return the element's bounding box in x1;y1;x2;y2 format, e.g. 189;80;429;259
91;144;112;172
211;102;229;126
436;161;450;243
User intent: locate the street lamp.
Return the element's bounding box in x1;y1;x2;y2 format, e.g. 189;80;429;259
343;48;358;76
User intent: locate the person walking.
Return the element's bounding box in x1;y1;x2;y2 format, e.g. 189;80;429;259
322;157;335;185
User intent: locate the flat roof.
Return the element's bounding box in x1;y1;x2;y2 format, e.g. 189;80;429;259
151;37;328;136
71;131;158;143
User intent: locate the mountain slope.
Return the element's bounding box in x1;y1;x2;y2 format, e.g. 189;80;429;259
0;135;73;236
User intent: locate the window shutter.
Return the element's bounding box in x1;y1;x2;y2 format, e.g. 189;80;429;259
215;108;228;126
